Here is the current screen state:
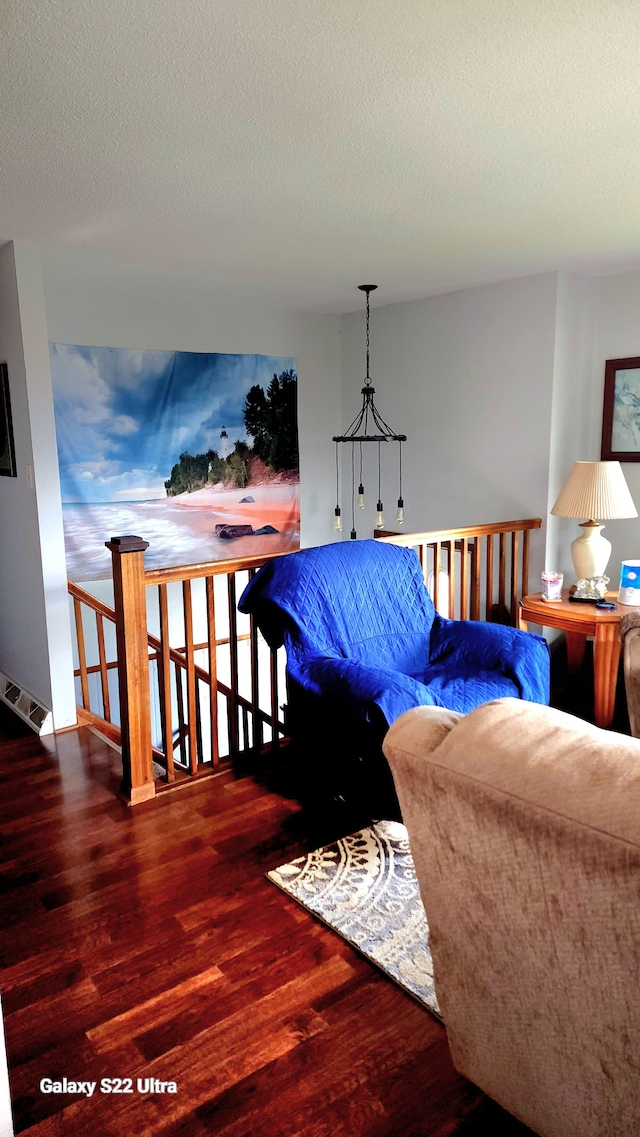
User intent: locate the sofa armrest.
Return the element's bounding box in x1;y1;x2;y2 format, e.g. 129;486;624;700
621;613;640;738
383;704;464;767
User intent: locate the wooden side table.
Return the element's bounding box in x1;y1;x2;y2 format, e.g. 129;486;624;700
518;590;624;728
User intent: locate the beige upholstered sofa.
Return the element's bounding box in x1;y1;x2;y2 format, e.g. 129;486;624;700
383;698;640;1137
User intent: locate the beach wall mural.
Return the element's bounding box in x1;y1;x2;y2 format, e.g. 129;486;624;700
50;345;300;581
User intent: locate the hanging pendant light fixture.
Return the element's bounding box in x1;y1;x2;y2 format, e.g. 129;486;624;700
333;285;407;539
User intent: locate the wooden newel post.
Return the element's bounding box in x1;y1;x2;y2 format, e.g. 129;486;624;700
106;535;155;806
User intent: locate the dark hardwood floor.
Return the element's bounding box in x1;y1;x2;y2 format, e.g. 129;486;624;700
0;701;536;1136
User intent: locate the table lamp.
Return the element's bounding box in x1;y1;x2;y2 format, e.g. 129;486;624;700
551;460;637;591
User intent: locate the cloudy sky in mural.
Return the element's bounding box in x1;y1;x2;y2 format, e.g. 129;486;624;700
50;344;296;502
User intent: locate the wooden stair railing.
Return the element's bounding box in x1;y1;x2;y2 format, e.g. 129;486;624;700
376;518;541;624
68;581;121;745
143;552;289;787
69;518;542;806
69;541;289;805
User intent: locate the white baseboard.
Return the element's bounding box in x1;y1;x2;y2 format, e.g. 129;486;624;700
0;671;53;736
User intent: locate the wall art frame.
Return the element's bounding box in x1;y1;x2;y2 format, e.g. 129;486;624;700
601;356;640;461
0;363;17;478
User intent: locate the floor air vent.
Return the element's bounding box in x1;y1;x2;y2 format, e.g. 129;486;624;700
0;672;53;735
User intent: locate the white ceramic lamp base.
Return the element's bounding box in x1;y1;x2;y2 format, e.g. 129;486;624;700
570;521;611;582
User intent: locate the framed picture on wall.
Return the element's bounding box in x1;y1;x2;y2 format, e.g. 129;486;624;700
0;363;17;477
601;356;640;461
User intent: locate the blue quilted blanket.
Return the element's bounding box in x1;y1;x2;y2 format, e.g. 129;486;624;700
239;540;550;725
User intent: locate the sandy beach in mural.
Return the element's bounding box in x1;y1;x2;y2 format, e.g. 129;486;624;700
63;484;300;582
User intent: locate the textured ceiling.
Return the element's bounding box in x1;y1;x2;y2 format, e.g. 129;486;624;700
2;0;640;312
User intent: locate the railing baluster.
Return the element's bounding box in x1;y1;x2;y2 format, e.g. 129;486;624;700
248;567;262;755
205;576;220;768
460;537;468;620
182;580;198;774
470;538;481;621
96;612;110;720
175;661;187;768
498;532;506;614
486;533;494;621
522;527;531;599
73;596;90;710
511;531;519;625
448;540;455;620
433;542;440;610
227;573;240;757
195;678;204;769
158;584;174;782
270;647;280;748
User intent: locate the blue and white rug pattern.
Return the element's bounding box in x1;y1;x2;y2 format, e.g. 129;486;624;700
268;820;440;1017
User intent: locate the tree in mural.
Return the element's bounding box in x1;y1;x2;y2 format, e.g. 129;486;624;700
164;450;211;495
164;369;297;496
243;369;298;471
164;447;248;495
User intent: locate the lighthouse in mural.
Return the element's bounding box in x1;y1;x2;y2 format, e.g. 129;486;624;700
219;424;230;459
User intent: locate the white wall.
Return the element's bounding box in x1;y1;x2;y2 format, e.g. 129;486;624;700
340;273;559;580
545;272;600;580
44;278;342;555
0;242;76;728
592;269;640;578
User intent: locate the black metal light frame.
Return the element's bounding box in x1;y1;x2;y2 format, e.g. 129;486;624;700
332;285;406;539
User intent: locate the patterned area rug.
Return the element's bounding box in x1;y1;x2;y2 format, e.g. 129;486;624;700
268;820;441;1018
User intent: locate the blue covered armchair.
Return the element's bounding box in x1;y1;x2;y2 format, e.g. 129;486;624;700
239;539;549;820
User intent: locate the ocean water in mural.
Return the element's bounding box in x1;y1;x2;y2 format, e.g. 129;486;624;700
50;345;299;580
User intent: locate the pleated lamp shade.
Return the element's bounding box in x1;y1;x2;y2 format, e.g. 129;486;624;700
551;461;638;520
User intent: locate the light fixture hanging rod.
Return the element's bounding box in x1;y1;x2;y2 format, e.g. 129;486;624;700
358;284;377;386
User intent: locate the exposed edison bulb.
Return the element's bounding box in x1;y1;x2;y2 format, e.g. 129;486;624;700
375;501;385;530
357;483;365;509
395;497;404;525
334;507;343;533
